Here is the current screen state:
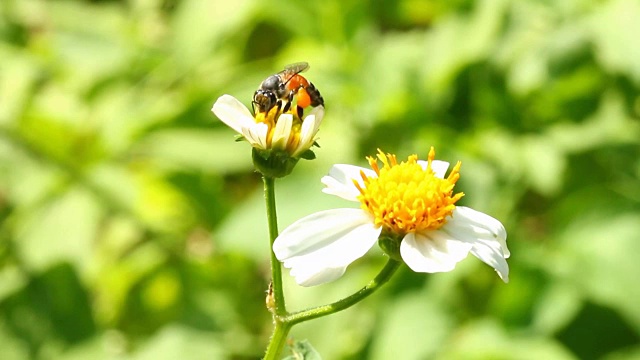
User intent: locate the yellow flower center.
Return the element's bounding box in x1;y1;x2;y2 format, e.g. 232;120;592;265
254;105;303;152
355;147;464;235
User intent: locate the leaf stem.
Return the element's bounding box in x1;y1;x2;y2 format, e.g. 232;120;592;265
284;258;401;325
263;258;401;359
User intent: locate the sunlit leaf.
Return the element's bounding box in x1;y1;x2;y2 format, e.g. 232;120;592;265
132;325;225;360
436;319;576;360
14;188;102;271
370;293;453;360
588;0;640;83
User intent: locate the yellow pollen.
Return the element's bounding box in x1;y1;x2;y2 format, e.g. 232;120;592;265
254;104;303;152
355;147;464;235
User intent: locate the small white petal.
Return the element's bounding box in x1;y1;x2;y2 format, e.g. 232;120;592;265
307;105;325;125
304;106;324;132
417;160;450;178
243;123;269;149
272;114;293;150
400;232;473;273
442;207;510;282
273;208;381;286
292;106;325;157
292;114;318;157
242;127;258;145
321;164;376;202
211;95;255;134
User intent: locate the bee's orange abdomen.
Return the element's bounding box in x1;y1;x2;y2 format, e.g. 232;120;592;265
296;88;311;108
287;75;309;91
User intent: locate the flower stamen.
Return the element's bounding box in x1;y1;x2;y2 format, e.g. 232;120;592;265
355;147;464;235
253;103;304;151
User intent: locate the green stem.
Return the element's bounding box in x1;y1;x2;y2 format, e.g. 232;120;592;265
263;258;401;359
263;321;292;360
261;176;402;359
263;176;286;315
263;175;289;360
284;258;401;325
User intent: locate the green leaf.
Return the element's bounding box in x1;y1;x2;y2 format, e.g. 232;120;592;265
371;293;453;360
137;128;252;173
284;339;322;360
436;319;576;360
555;214;640;330
0;320;30;360
0;263;96;347
588;0;640;84
15;187;102;271
171;0;255;68
132;325;225;360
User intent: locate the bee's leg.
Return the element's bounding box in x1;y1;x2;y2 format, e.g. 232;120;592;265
281;99;291;113
296;105;303;119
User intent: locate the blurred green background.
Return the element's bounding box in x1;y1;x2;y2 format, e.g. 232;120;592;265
1;0;639;359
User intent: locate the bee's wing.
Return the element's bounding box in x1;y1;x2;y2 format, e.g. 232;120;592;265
283;62;309;74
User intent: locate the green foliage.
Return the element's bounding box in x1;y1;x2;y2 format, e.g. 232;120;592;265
283;340;322;360
1;0;639;359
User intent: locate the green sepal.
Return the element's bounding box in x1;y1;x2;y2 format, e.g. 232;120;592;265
299;149;316;160
377;230;403;261
252;148;300;178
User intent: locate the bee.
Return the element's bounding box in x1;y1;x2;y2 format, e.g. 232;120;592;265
252;62;324;116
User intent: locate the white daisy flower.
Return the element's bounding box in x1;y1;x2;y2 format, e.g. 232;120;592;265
273;148;510;286
211;94;324;158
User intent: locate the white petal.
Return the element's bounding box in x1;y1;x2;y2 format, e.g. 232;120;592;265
211;95;255;134
418;160;450;178
242;123;269;149
273;208;381;286
292;106;325;157
321;164;376;202
272;114;293;150
292;113;318;157
289;265;349;287
308;106;324;135
307;105;325;124
441;206;510;282
400;231;473;273
447;207;509;257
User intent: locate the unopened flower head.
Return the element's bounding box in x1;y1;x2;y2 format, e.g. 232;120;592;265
273;147;510;286
211;95;324;177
